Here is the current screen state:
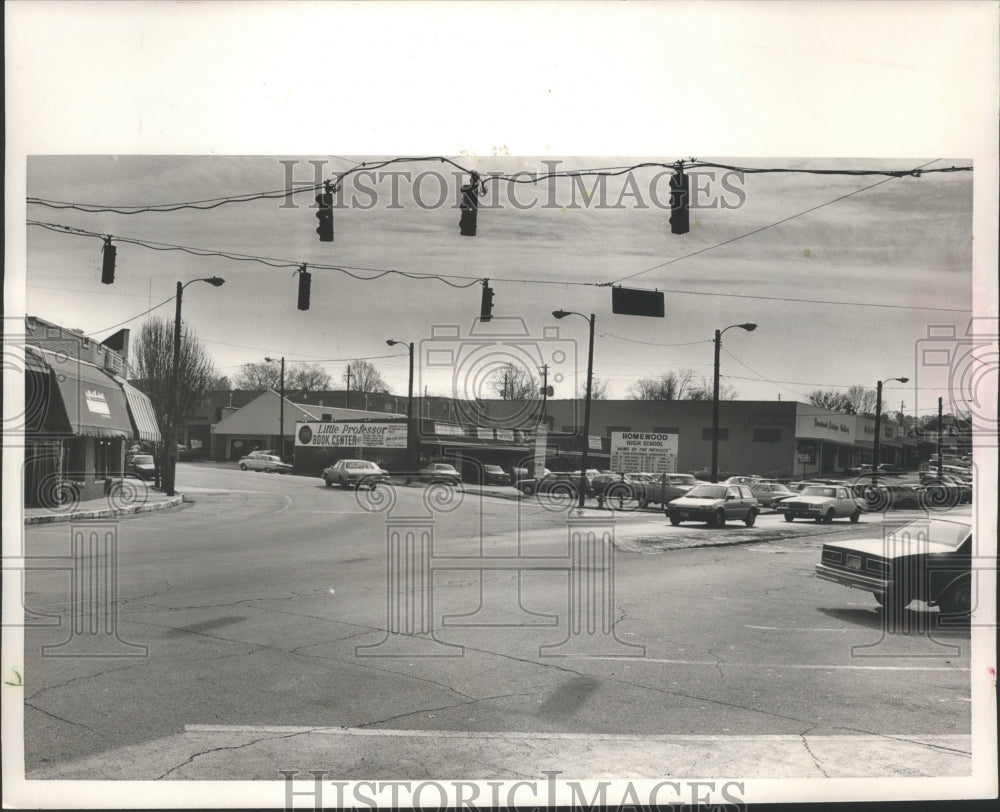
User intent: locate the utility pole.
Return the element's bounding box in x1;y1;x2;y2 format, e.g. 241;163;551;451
937;397;943;478
345;365;352;409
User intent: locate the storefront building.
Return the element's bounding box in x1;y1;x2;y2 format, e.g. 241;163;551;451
21;317;161;507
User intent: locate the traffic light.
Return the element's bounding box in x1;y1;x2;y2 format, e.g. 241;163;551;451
297;267;311;311
315;186;334;242
101;237;116;284
669;167;690;235
459;173;480;236
480;279;494;321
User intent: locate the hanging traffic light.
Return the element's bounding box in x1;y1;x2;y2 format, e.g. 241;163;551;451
315;183;334;242
297;266;311;310
480;279;494;321
101;237;116;284
669;166;690;235
459;172;481;236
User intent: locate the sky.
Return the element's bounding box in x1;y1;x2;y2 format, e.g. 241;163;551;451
24;153;976;422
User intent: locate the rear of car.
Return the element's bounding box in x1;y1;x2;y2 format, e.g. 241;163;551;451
778;485;861;523
324;459;390;489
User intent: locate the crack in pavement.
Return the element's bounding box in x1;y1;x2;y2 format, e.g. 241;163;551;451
355;689;542;730
799;725;830;777
25;663;143;702
24;700;96;732
156;727;326;780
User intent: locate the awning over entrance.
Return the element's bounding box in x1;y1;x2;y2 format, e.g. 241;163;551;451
120;381;162;442
24;346;72;434
40;350;133;438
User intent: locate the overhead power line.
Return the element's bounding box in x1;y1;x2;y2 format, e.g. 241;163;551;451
26;157;970;214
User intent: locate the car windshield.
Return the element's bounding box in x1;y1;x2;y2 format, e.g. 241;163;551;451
801;486;837;497
685;484;726;499
670;475;697;485
888;518;971;549
133;455;154;464
484;466;502;473
347;462;373;469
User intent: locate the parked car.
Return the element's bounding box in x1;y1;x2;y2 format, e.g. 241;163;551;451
590;473;636;500
749;481;796;509
777;484;862;523
481;465;511;486
125;453;156;481
323;459;390;489
178;446;208;462
631;473;700;508
516;472;592;497
239;453;292;473
665;483;760;527
919;473;972;505
815;514;972;617
418;462;463;485
723;475;759;486
848;480;924;511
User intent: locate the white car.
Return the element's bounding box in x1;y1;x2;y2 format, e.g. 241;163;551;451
777;484;862;523
239;453;292;474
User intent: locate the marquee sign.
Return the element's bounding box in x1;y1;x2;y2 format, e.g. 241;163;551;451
296;421;408;449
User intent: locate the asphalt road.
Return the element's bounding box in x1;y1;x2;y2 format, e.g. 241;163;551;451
20;463;973;780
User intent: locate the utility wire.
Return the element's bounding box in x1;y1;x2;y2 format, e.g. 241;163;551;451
27;218;972;312
26;157;970;213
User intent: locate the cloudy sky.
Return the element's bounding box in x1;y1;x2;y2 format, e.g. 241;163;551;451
8;2;996;430
25;153;974;420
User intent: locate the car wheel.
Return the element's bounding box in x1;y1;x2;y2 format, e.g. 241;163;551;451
744;508;757;527
783;514;794;522
638;498;649;509
324;475;333;487
711;508;725;527
822;508;835;524
521;483;535;496
339;477;349;489
668;513;681;526
850;508;861;523
239;463;248;471
939;577;971;617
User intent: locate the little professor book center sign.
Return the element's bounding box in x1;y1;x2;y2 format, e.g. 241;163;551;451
296;421;408;449
610;432;678;473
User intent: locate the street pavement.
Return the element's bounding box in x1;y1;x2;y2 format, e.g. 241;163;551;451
14;462;977;789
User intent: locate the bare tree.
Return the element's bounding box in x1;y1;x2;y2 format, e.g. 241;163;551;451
490;363;540;400
579;376;611;400
807;389;850;412
843;385;877;416
132;318;216;492
208;374;232;391
626;370;697;400
343;360;388;394
234;362;281;390
235;361;331;394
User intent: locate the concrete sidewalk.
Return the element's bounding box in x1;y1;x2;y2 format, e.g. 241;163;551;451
27;724;972;781
23;485;184;525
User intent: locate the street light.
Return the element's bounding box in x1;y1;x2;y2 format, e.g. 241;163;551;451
265;356;285;459
168;276;225;496
552;309;595;508
872;376;909;485
386;339;415;472
711;322;757;483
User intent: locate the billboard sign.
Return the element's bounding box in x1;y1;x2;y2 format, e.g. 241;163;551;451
296;421;408;449
610;431;678;473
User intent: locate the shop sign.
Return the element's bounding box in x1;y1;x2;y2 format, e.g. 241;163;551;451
84;388;111;418
296;421;407;448
795;414;854;443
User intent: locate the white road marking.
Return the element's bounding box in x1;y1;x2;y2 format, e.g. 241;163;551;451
183;724;972;747
584;656;970;672
745;625;849;632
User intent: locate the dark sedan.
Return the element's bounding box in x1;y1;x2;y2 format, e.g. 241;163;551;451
815;515;972;618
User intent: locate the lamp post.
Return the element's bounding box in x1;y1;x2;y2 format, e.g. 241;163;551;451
168;276;225;496
386;339;414;471
265;356;285;459
552;310;595;508
711;322;757;483
872;376;909;485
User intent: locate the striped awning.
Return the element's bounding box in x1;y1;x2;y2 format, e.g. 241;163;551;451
121;381;162;443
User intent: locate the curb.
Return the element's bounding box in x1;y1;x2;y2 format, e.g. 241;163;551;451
24;494;185;525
